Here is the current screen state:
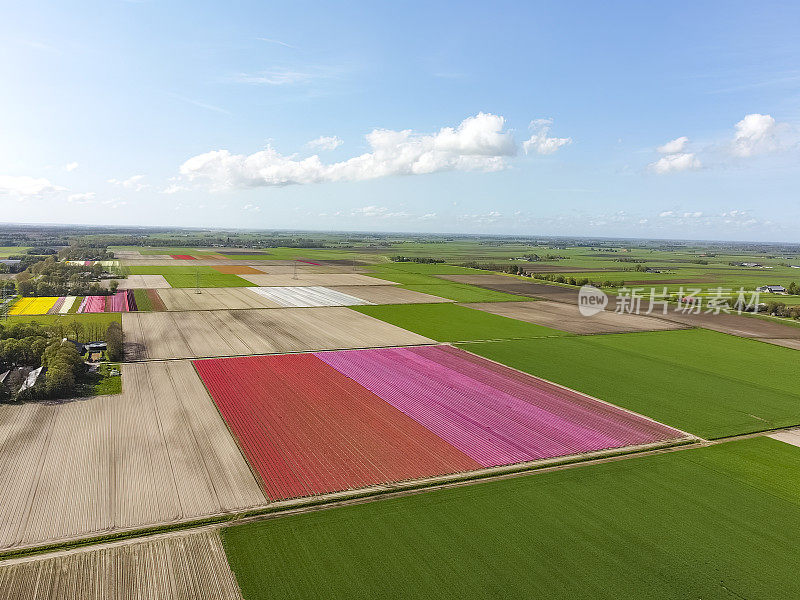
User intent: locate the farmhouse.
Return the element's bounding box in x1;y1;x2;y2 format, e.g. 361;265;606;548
756;285;787;294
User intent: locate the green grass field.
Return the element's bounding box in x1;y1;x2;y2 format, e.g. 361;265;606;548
351;303;565;342
132;289;152;311
222;437;800;599
127;266;251;288
458;328;800;439
0;246;31;258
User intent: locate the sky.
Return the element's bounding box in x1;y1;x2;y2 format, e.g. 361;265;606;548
1;0;799;242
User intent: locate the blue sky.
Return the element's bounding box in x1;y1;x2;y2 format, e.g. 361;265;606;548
1;1;799;241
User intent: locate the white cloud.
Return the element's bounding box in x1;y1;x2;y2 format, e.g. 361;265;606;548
657;136;688;154
160;183;188;194
63;162;79;172
180;113;516;189
658;211;674;218
351;206;410;219
67;192;96;204
522;119;572;155
731;113;786;157
683;211;703;218
242;204;261;212
650;153;702;173
108;174;150;191
307;135;343;151
650;135;701;174
0;174;65;197
232;68;325;86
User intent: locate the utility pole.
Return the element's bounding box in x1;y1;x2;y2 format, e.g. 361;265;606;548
293;260;298;280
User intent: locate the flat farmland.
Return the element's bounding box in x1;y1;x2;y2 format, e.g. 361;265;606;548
460;328;800;439
127;266;252;287
222;437;800;600
123;308;433;360
157;287;280;311
195;352;481;500
247;286;372;307
327;285;452;304
0;531;243;599
213;265;265;274
241;273;392;286
351;303;567;341
116;274;171;289
0;361;265;550
463;300;688;334
195;346;683;500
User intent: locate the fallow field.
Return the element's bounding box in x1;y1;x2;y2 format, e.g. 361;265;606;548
0;361;265;551
0;531;243;600
463;300;689;334
122;308;434;360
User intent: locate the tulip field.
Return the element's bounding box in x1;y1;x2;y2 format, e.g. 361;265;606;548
194;345;686;500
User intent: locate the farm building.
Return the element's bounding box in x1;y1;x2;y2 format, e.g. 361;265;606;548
756;285;788;294
86;341;108;352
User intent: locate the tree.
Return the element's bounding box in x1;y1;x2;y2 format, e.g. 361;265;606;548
105;322;123;361
788;281;799;295
109;280;119;293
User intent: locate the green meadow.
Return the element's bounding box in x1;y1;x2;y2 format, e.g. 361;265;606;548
223;437;800;600
459;328;800;439
351;303;565;342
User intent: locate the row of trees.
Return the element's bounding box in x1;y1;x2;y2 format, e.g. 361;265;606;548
15;257;114;297
531;273;627;288
390;256;445;264
764;302;800;319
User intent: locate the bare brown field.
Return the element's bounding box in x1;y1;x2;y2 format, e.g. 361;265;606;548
756;338;800;350
212;265;264;274
241;273;394;286
116;274;171;289
157;287;280;311
437;274;580;301
0;361;266;550
443;275;800;341
112;250;144;259
462;301;688;334
0;531;243;599
328;285;452;304
123;308;434;360
147;289;167;311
